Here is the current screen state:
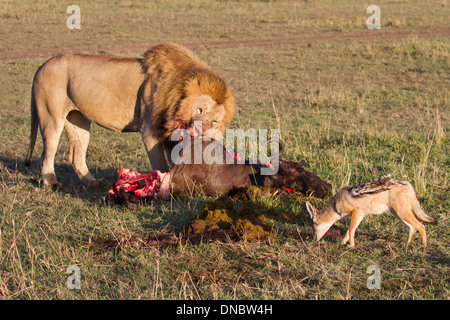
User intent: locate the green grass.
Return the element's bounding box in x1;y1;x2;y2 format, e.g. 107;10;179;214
0;0;449;300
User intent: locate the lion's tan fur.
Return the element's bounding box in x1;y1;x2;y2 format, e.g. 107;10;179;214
141;43;234;140
25;43;235;188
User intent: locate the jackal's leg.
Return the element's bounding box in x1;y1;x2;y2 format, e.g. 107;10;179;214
342;210;364;247
391;206;427;247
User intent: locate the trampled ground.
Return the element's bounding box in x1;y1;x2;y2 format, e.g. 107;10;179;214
0;0;448;299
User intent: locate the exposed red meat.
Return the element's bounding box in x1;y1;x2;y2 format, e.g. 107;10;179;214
105;168;171;205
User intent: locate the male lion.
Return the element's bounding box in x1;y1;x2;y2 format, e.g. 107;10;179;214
25;43;235;189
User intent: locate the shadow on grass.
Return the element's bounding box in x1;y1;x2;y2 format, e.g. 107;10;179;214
0;153;118;199
0;153;207;231
0;153;318;243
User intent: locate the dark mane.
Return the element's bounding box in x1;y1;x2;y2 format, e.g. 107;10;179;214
350;174;408;197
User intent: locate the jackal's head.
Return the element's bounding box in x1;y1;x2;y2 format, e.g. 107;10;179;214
306;201;340;241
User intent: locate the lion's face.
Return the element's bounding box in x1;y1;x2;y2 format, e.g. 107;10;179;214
179;94;226;139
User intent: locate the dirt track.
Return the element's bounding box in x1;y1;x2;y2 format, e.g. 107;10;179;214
1;27;449;61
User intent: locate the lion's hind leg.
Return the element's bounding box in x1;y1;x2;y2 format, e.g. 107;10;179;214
38;116;65;190
65;111;106;186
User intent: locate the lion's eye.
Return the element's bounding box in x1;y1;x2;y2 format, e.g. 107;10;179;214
213;120;218;125
197;108;203;115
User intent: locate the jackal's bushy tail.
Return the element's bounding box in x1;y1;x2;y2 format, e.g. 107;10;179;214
413;199;438;225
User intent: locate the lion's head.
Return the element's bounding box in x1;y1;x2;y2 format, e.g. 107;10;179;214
164;71;234;140
179;94;226;138
142;43;235;142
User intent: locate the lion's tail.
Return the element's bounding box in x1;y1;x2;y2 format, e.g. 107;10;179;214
25;88;38;166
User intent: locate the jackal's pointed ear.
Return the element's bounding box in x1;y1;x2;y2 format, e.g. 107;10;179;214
306;201;319;219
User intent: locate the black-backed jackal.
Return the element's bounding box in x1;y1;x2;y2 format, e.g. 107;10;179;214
306;174;438;247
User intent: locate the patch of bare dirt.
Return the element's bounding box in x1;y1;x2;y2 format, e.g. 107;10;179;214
1;27;448;61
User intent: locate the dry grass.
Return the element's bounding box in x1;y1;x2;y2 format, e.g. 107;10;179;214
0;0;449;300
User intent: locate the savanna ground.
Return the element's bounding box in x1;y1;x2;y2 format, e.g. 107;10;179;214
0;0;448;300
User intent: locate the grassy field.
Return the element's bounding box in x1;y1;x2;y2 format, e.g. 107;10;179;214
0;0;448;300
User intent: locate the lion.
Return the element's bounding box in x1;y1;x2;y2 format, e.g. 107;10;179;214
25;43;235;189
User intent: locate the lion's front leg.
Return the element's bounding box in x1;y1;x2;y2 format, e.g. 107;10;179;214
163;141;176;169
142;128;170;172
